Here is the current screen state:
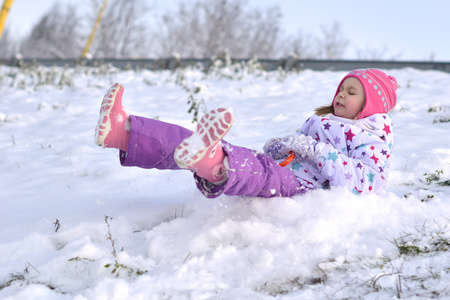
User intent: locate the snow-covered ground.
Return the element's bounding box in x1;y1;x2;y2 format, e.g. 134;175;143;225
1;64;449;299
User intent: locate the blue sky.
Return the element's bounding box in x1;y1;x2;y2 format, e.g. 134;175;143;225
6;0;450;61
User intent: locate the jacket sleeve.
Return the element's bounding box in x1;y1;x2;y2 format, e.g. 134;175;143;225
299;116;391;194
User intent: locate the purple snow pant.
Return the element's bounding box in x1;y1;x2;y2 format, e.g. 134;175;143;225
120;116;309;198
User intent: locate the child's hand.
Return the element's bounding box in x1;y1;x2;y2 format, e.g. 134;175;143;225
264;134;320;161
263;137;291;160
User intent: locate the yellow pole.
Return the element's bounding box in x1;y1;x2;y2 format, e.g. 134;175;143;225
0;0;14;40
81;0;109;59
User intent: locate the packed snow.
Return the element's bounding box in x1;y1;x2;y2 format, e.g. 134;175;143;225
1;64;449;299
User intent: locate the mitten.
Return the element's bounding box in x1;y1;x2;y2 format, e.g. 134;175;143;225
263;137;292;160
264;134;322;161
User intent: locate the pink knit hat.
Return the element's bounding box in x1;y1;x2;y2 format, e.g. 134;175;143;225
332;69;398;119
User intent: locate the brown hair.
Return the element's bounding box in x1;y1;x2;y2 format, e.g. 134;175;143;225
314;105;334;116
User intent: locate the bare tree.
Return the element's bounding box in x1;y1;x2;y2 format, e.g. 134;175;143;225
356;46;403;61
316;21;348;59
156;0;282;58
239;6;281;58
20;3;84;59
279;30;316;59
0;27;18;59
88;0;151;58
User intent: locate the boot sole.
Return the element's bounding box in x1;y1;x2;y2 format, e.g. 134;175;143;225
94;83;124;148
175;108;234;168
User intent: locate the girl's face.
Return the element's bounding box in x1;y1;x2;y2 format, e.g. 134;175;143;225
333;77;365;119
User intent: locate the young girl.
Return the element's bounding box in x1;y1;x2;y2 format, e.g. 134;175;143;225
94;69;397;198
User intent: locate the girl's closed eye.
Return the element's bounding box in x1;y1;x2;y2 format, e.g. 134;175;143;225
348;88;358;95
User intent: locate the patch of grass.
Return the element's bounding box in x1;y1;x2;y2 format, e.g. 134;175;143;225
438;180;450;186
102;215;148;278
53;219;61;232
0;272;26;290
398;244;422;255
187;93;207;123
428;105;450;113
390;221;450;256
433;116;450;123
0;262;60;292
104;260;148;278
421;194;435;203
423;170;450;187
423;170;444;184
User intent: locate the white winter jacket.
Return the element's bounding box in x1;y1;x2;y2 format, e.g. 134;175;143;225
266;113;394;194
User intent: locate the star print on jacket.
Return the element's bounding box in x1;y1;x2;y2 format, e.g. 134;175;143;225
289;113;394;194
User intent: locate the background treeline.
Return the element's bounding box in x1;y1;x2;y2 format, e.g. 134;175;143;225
0;0;404;60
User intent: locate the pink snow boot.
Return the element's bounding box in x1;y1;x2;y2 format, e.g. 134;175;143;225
94;83;130;152
174;108;234;184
